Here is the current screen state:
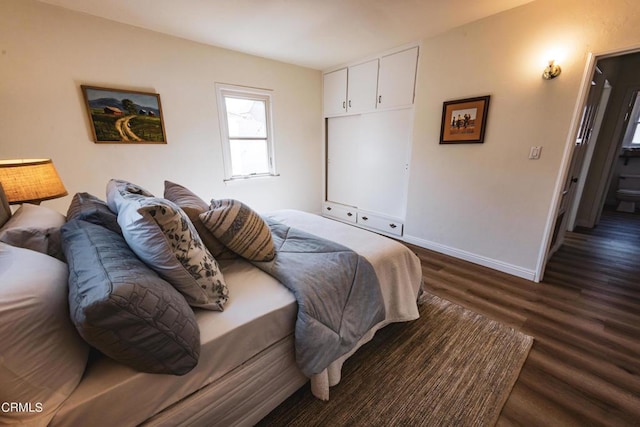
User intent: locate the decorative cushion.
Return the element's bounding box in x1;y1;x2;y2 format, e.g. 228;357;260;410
117;196;228;310
0;203;66;260
163;180;235;260
0;242;89;426
66;192;121;234
61;219;200;375
199;199;275;261
106;178;154;214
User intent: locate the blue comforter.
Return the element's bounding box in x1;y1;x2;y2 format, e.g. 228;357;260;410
252;218;385;377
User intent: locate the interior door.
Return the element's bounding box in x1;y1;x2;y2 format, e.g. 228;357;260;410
548;67;606;257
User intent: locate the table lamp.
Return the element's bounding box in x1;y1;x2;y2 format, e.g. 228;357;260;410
0;159;68;205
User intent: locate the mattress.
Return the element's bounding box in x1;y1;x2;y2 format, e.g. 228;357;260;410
50;258;297;427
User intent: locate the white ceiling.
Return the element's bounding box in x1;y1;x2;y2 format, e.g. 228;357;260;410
37;0;534;70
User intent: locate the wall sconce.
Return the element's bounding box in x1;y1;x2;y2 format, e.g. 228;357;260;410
542;60;562;80
0;159;67;205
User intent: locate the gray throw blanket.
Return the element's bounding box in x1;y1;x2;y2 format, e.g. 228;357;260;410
252;218;385;377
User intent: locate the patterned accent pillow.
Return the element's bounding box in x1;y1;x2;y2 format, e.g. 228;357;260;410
199;199;275;262
118;197;228;311
163;181;235;260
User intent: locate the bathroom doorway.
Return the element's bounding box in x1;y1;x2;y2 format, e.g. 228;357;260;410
541;47;640;280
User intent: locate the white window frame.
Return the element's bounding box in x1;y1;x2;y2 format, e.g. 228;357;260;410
215;83;277;181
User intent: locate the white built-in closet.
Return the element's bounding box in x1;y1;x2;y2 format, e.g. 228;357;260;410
322;45;418;237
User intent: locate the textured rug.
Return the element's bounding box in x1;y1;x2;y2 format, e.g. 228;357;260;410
258;293;533;427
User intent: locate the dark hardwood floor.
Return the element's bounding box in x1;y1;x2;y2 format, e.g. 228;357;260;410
413;209;640;426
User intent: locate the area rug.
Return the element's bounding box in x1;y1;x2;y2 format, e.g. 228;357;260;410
257;293;533;427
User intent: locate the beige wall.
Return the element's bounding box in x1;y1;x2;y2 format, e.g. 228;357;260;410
0;0;323;214
404;0;640;279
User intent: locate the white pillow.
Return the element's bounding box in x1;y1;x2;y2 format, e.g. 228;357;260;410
0;243;89;425
0;203;66;260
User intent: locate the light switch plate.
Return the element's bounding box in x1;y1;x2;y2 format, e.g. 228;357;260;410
529;146;542;159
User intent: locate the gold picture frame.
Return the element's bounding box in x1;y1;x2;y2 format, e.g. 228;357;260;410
440;95;490;144
81;85;167;144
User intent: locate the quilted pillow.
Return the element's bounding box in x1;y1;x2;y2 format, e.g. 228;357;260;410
106;178;154;214
0;203;66;260
118;196;228;310
163;180;235;260
61;219;200;375
0;242;89;426
199;199;275;261
66;192;121;234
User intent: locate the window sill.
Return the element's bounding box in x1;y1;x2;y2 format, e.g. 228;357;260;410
223;173;280;184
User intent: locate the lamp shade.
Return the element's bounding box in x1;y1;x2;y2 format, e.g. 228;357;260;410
0;159;68;204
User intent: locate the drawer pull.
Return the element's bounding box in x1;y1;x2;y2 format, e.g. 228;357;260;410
347;212;353;217
389;223;397;229
326;206;332;211
361;216;368;221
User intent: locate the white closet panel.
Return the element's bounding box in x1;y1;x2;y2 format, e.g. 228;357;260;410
356;109;411;218
326;108;412;219
327;115;360;206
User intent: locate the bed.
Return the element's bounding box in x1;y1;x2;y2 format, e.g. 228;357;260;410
0;182;422;427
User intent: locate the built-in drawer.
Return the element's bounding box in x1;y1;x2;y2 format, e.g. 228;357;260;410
357;212;403;236
322;202;357;224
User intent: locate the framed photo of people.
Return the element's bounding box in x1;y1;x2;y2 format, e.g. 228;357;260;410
439;95;490;144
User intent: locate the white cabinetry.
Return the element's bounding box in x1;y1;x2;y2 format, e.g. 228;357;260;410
323;44;418;237
377;47;419;109
323;68;347;116
347;59;379;114
322;46;418;117
322;202;404;238
325;109;412;236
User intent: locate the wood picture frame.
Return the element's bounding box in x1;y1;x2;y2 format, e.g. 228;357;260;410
439;95;490;144
81;85;167;144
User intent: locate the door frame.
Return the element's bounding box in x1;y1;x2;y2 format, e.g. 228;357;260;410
535;44;640;282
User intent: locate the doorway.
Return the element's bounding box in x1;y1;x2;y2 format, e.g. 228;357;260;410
539;47;640;281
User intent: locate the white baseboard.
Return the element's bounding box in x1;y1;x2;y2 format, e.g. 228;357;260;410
402;234;537;282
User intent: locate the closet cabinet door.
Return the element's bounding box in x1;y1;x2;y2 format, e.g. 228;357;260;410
347;59;379;114
327;115;360;206
323;68;347;117
377;47;418;109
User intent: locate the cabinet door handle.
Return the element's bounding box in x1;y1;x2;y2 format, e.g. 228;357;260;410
347;212;353;217
361;216;368;221
348;100;351;108
378;95;382;104
342;101;346;109
326;206;332;211
389;223;397;229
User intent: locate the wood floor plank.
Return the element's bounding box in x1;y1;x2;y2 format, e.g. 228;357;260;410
412;209;640;425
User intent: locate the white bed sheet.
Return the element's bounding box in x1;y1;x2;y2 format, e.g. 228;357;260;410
51;259;297;427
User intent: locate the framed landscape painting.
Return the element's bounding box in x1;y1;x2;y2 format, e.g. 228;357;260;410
81;85;167;144
440;95;490;144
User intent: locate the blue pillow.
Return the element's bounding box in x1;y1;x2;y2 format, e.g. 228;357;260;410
66;192;121;234
61;219;200;375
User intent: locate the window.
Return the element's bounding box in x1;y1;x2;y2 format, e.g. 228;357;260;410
216;84;277;180
622;91;640;147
